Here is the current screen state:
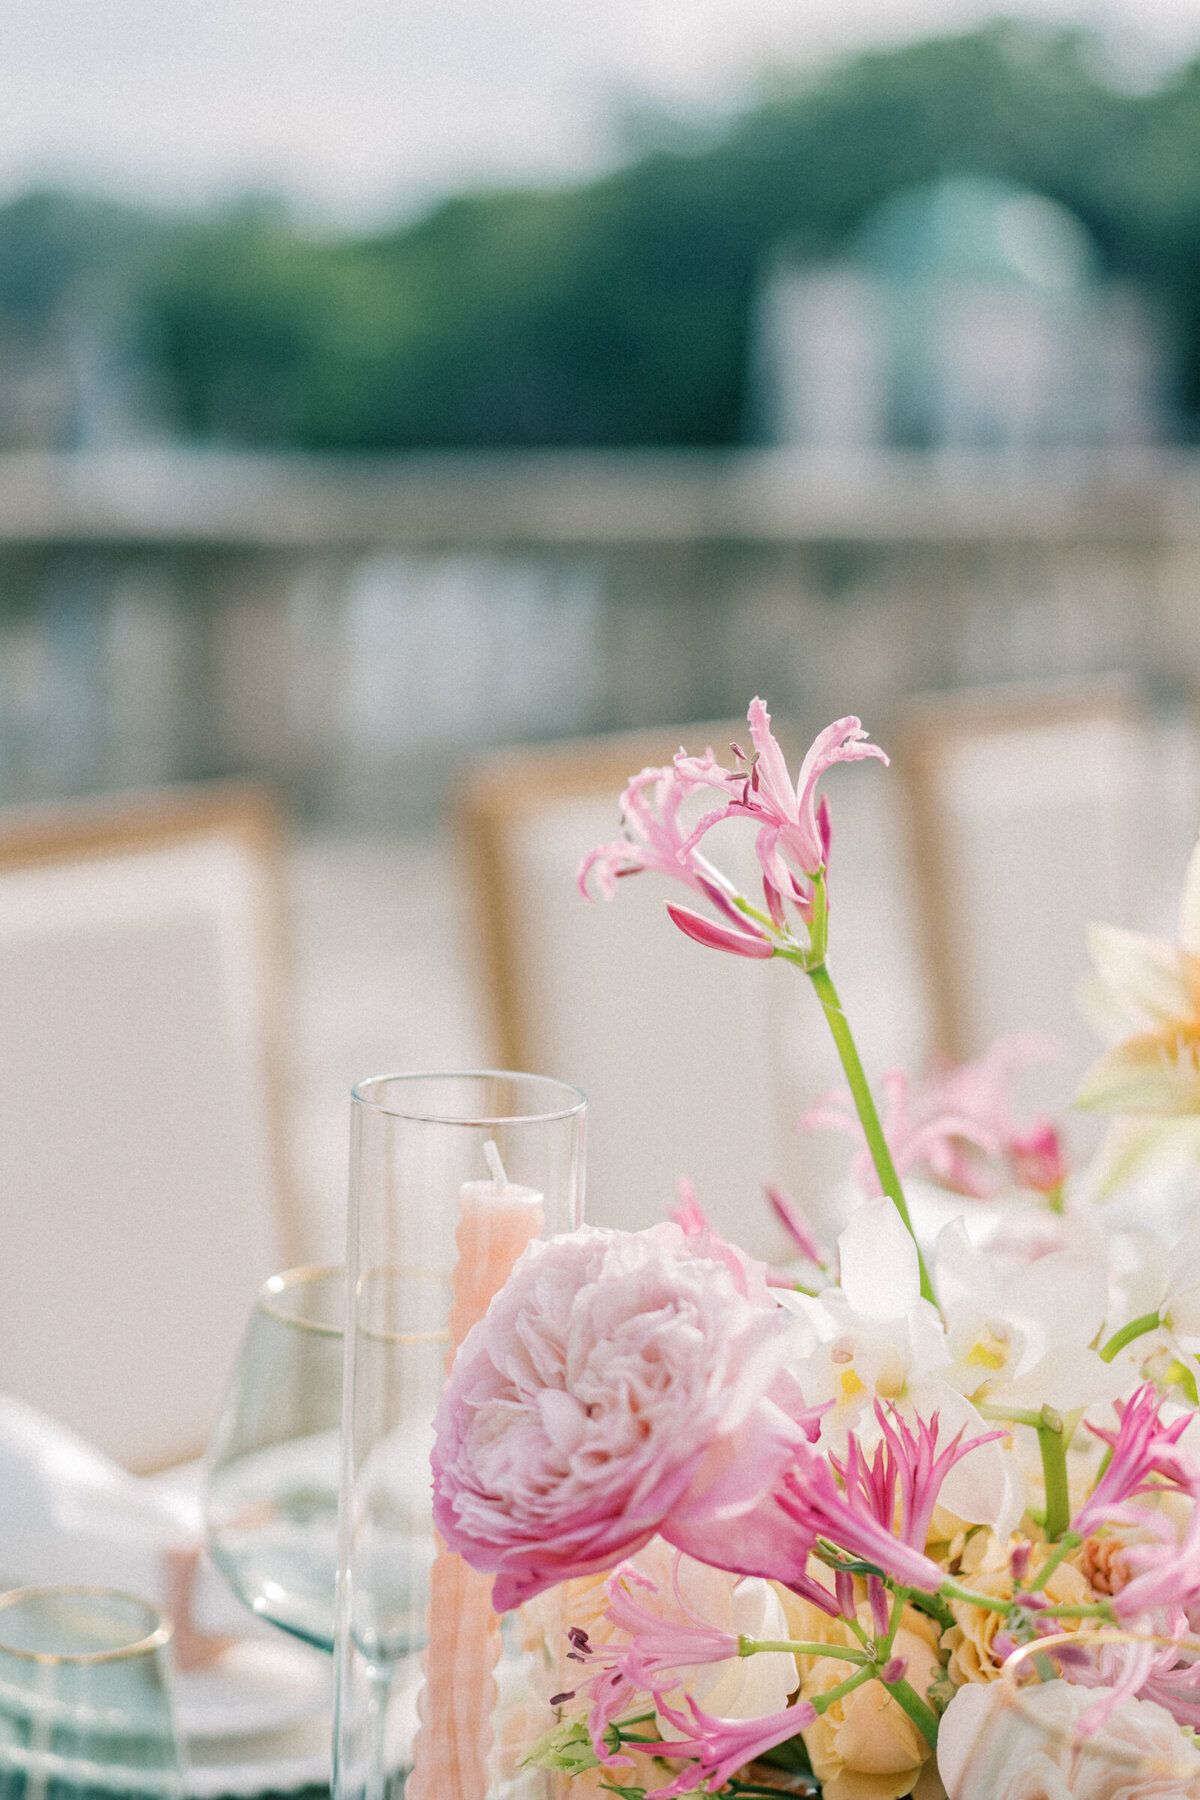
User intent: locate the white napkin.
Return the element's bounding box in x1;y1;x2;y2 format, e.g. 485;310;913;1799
0;1395;257;1644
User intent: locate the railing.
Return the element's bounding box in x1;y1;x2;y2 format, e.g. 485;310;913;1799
0;446;1195;821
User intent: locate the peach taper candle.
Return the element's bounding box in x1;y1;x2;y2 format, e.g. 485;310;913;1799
407;1139;543;1800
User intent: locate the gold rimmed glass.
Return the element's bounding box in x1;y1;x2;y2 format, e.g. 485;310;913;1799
333;1071;586;1800
0;1586;184;1800
943;1628;1200;1797
204;1265;346;1653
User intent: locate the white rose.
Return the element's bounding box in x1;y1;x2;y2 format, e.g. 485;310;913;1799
938;1678;1200;1799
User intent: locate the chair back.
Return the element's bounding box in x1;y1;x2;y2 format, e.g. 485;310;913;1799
0;784;291;1469
897;677;1150;1082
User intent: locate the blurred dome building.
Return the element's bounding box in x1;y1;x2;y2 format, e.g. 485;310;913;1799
753;176;1166;451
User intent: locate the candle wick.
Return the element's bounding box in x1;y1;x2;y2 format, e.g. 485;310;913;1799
483;1139;509;1189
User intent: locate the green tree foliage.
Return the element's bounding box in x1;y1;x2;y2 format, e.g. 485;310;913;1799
5;24;1200;446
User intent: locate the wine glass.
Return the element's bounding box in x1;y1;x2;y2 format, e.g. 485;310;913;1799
204;1265;345;1653
943;1628;1200;1797
0;1585;184;1800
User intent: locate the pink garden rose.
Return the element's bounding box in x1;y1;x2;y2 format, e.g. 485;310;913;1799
430;1224;817;1611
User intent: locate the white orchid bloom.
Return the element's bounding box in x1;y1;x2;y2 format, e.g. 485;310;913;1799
1160;1214;1200;1353
1100;1212;1200;1385
781;1199;1025;1537
934;1218;1124;1415
1076;833;1200;1192
780;1199;946;1435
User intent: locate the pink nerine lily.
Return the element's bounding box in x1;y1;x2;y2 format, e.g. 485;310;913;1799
676;700;886;924
839;1404;1005;1565
578;699;888;960
1076;1385;1195;1531
765;1182;829;1269
1076;1385;1200;1622
805;1036;1062;1199
602;1564;741;1687
577;762;725;903
648;1694;817;1797
575;1561;746;1755
1051;1623;1200;1735
778;1404;1002;1592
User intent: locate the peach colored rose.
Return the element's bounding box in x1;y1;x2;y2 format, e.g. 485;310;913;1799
778;1587;943;1800
1080;1534;1135;1599
942;1534;1090;1688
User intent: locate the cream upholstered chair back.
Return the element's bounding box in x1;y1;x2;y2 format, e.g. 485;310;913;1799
0;784;292;1470
897;678;1152;1089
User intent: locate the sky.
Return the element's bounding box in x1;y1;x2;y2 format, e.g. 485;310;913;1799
5;0;1200;224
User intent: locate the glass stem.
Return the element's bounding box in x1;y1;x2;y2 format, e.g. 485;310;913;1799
365;1661;394;1800
806;960;936;1306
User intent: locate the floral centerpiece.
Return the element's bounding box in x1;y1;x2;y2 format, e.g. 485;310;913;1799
431;700;1200;1798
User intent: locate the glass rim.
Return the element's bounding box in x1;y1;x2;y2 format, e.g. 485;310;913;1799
257;1264;454;1346
350;1069;587;1126
0;1587;172;1665
997;1628;1200;1775
259;1264;345;1334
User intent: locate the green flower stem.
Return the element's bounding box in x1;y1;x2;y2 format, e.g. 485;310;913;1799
976;1402;1045;1430
739;1637;871;1665
1036;1406;1071;1542
806;868;830;966
905;1589;957;1632
939;1578;1113;1624
1025;1531;1082;1592
974;1401;1076;1533
804;960;935;1306
1038;1603;1116;1620
936;1579;1020;1615
1099;1311;1162;1363
809;1664;877;1716
877;1587;906;1663
882;1677;940;1751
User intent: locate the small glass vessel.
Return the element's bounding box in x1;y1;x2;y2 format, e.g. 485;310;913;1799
0;1585;184;1800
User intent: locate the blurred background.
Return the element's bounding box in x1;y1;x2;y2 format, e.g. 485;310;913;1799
4;0;1200;1280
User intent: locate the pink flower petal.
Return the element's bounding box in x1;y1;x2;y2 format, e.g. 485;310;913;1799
666;902;774;958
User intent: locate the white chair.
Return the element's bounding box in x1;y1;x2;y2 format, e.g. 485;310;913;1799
896;677;1152;1102
0;784;292;1470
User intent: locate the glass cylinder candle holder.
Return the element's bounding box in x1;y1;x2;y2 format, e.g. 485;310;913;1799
333;1072;586;1800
